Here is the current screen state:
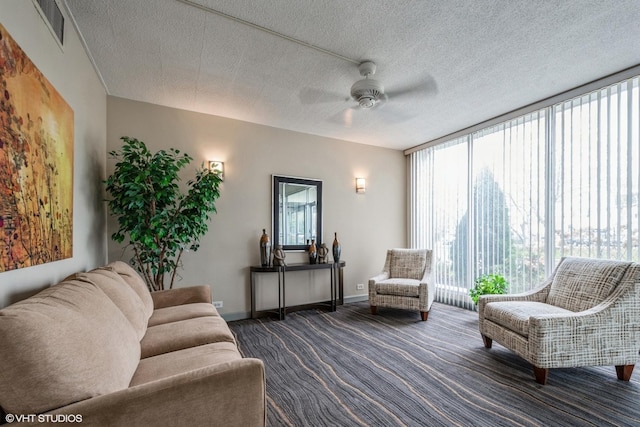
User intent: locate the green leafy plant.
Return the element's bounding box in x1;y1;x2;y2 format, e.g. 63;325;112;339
105;136;222;291
469;273;508;304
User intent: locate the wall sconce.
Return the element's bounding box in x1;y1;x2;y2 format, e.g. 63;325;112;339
355;177;366;194
209;161;224;181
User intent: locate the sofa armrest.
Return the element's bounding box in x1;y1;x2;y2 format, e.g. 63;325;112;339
151;285;212;309
528;281;640;368
30;358;265;427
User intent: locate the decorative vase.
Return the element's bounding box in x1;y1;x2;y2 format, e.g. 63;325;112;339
259;229;271;267
308;239;317;264
332;232;341;263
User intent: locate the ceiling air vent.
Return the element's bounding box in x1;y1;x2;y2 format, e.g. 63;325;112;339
33;0;64;47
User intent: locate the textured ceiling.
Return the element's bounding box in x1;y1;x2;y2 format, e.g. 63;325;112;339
64;0;640;150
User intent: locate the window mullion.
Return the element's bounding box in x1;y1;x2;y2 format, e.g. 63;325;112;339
545;106;555;275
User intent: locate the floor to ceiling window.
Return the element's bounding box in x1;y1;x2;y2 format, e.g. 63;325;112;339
409;74;639;309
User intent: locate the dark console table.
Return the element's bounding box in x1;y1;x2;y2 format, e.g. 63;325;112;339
250;261;346;320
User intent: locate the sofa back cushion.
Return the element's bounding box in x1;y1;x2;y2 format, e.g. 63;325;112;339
0;280;141;414
547;257;631;312
76;268;148;340
389;249;428;280
105;261;154;319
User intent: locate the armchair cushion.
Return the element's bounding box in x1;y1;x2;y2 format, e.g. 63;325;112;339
483;301;573;338
547;258;630;312
374;279;421;297
389;249;427;280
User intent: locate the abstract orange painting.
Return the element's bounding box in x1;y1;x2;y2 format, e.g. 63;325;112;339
0;24;73;272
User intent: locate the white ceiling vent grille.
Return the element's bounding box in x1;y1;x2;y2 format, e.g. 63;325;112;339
33;0;64;47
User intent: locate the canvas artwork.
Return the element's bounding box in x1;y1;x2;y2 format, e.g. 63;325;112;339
0;24;74;272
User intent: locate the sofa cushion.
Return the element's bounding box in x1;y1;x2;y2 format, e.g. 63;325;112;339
389;249;426;280
547;258;630;312
0;280;140;415
374;279;421;297
148;302;219;327
141;316;236;358
75;268;148;340
105;261;154;320
484;301;573;337
130;341;241;386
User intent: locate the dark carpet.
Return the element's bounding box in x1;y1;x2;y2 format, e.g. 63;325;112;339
229;302;640;427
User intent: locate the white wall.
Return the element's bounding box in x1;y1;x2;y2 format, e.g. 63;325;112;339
107;97;406;319
0;1;107;307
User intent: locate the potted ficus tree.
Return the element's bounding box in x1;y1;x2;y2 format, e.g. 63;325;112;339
468;273;508;305
105;136;222;291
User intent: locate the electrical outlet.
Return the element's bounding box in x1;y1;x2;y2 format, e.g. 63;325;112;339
356;283;364;290
213;301;223;308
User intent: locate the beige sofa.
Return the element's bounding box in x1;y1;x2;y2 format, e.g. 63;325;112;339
0;261;265;426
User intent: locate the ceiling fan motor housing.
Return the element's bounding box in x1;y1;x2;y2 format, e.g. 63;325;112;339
350;78;385;109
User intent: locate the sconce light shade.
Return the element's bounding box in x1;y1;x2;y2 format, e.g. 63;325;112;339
355;177;366;194
209;161;224;181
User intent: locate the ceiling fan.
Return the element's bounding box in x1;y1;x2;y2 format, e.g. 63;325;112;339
346;60;437;116
349;61;387;109
300;60;437;126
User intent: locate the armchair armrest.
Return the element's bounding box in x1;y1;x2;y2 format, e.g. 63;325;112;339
368;272;390;285
420;266;434;285
528;281;640;368
151;285;212;309
32;358;266;427
369;271;391;295
368;272;390;299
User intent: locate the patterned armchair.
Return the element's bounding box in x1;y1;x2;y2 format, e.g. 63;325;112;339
479;257;640;385
368;249;434;321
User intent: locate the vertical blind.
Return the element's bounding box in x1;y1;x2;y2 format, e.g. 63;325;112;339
409;75;640;308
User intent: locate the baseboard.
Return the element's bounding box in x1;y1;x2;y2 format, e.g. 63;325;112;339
222;312;251;322
344;295;368;304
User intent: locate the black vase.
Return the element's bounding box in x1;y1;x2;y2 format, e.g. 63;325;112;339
332;232;341;263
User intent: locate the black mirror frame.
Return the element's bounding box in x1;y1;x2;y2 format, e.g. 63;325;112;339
273;175;323;251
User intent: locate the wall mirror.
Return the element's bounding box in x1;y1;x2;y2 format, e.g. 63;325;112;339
273;175;322;251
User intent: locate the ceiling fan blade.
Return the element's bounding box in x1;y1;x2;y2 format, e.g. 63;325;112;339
385;75;438;100
343;107;354;128
375;103;413;123
298;87;347;105
328;105;358;128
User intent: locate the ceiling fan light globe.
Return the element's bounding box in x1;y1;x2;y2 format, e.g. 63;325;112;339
358;96;376;109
